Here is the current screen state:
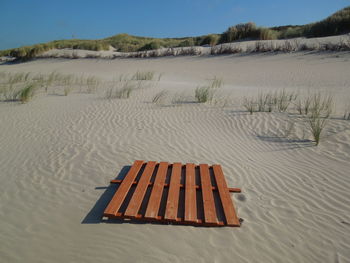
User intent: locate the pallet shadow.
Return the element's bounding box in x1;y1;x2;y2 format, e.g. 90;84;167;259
81;165;131;224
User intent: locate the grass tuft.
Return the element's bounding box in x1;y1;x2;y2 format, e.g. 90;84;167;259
307;93;333;145
105;80;135;99
243;97;256;114
152;90;168;104
195;77;223;103
132;71;155;81
16;83;37;103
344;103;350;120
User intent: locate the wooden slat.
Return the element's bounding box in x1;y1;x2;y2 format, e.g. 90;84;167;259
104;160;144;216
144;162;169;219
110;179;241;193
164;163;182;221
199;164;218;224
124;161;156;217
212;165;240;226
184;163;197;222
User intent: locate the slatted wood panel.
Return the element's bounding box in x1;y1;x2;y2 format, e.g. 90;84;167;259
104;160;241;227
199;164;218;225
164;162;182;221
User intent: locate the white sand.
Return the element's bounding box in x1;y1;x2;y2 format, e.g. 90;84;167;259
1;53;350;262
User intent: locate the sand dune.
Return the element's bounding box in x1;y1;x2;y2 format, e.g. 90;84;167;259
1;53;350;262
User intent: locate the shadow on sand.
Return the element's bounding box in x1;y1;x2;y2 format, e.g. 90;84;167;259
81;165;131;224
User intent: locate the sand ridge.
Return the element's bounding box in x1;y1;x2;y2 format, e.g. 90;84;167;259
0;54;350;262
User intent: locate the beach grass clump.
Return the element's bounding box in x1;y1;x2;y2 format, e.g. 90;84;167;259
105;80;135;99
195;77;223;103
171;92;189;105
243;97;256;114
85;76;100;93
115;84;134;99
132;71;155;81
152;90;168;104
195;86;212;103
63;86;72;96
296;95;311;115
0;83;17;101
242;90;297;114
307;93;333;145
16;83;37;103
44;71;58;92
256;92;271;112
276;90;297;112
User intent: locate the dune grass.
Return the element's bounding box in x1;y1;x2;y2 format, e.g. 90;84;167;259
242;90;297;114
307;93;333;145
105;79;135;99
2;6;349;60
63;86;72;96
131;71;155;81
195;77;223;103
16;83;37;103
296;96;312;115
243;97;256;114
152;90;168;104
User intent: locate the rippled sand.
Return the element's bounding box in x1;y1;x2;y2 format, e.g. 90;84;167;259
1;53;350;262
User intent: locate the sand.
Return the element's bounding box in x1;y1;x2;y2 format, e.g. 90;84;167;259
1;53;350;263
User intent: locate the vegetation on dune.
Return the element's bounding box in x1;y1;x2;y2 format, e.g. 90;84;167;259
17;83;37;103
304;7;350;37
131;71;155;81
1;6;349;60
195;77;223;103
307;93;333;146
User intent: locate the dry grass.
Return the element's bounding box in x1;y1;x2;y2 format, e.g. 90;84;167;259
132;71;155;81
152;90;168;104
105;80;135;99
344;103;350;120
243;97;256;114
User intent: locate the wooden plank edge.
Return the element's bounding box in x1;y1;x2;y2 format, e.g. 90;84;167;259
103;213;239;227
110;180;241;193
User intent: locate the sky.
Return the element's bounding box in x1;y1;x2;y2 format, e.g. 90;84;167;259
0;0;349;50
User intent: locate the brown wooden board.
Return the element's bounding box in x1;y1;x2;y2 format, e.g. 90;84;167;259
104;160;144;217
124;161;156;218
212;165;240;226
164;162;182;221
199;164;218;225
144;162;169;220
103;161;241;227
184;163;197;223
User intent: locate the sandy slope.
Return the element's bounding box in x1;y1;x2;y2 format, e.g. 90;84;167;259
0;53;350;263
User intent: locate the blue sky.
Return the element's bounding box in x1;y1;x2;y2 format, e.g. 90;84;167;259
1;0;349;50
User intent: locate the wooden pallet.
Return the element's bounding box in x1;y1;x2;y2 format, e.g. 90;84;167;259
103;160;241;227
